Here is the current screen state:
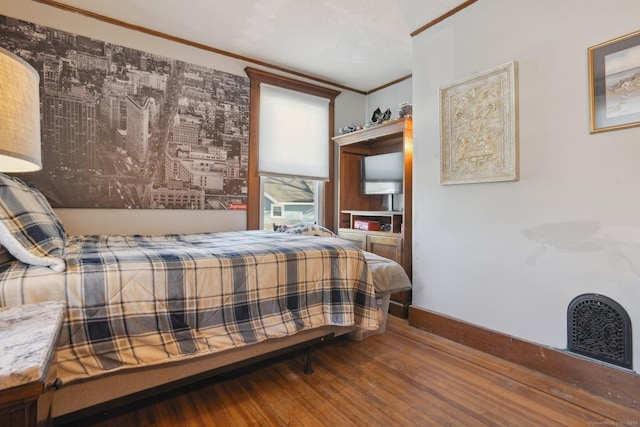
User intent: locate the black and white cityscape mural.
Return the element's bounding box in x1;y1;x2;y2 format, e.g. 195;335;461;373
0;15;249;209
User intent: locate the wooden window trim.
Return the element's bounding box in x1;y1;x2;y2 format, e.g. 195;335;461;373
244;67;340;230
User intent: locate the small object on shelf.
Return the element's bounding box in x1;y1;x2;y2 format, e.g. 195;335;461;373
371;107;382;123
399;102;412;118
365;107;394;128
354;220;381;231
339;124;362;134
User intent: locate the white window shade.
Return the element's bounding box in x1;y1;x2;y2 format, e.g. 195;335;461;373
259;84;330;180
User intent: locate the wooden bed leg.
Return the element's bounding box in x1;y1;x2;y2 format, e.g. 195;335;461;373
304;346;314;375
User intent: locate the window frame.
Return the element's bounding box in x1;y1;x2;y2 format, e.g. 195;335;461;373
270;203;284;219
245;67;340;231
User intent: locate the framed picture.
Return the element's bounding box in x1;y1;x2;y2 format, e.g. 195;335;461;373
440;61;518;185
589;30;640;133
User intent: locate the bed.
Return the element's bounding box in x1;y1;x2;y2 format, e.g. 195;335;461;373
0;174;411;422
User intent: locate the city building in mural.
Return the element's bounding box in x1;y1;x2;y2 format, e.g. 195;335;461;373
0;15;249;209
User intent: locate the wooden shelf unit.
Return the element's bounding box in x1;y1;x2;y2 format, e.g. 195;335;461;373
342;210;403;233
333;118;412;318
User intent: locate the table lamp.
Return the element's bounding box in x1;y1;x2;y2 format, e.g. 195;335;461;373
0;47;42;172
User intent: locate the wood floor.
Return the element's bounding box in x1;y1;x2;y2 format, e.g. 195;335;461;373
57;316;639;427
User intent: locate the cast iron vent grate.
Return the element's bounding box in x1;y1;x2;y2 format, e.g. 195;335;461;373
567;293;632;369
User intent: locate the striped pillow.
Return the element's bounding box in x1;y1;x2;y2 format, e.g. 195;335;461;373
0;174;66;272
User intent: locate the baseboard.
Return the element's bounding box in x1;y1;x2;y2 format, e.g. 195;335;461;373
408;306;640;410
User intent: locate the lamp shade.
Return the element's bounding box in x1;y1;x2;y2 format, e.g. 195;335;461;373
0;47;42;172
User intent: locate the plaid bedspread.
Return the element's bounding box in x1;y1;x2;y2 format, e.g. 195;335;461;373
0;231;378;383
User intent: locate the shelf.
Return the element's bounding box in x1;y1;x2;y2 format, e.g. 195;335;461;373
333;119;409;147
340;210;403;234
341;210;402;215
334;117;412;318
338;227;402;237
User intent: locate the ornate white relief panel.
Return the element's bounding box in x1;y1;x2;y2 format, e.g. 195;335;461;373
440;61;518;184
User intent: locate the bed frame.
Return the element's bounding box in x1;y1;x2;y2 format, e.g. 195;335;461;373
49;324;356;424
0;175;404;425
46;289;391;424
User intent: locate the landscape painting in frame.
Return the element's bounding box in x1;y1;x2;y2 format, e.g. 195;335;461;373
440;61;519;185
0;15;249;209
589;29;640;133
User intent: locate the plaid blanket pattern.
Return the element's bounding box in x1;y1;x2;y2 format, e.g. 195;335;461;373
0;174;67;271
0;231;378;383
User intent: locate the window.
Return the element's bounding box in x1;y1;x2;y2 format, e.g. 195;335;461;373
263;176;319;231
271;204;284;218
245;68;340;230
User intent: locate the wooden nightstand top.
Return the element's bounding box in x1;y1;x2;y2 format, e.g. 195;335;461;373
0;301;65;391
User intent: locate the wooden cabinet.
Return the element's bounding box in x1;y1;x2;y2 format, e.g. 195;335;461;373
0;385;40;427
0;370;56;427
0;302;65;427
333;118;412;318
337;229;367;250
368;234;403;264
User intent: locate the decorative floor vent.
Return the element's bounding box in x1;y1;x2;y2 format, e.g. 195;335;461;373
567;293;632;369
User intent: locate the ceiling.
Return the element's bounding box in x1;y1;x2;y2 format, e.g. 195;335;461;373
41;0;468;93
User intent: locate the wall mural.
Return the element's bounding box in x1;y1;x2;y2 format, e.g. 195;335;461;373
0;15;249;210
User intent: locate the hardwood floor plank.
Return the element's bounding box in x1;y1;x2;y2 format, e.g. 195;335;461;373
346;347;522;425
317;339;489;426
234;370;289;426
313;350;456;426
386;317;640;422
57;316;639;426
381;344;579;425
383;321;620;425
263;364;344;426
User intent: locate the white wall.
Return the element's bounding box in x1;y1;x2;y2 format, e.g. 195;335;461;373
1;2;365;236
412;0;640;370
335;90;367;131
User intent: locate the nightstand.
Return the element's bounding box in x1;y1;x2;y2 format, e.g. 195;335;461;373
0;301;65;427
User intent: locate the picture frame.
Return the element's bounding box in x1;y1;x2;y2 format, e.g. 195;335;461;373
440;61;518;185
589;29;640;133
